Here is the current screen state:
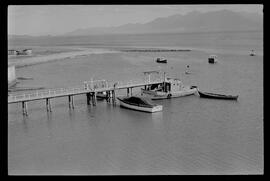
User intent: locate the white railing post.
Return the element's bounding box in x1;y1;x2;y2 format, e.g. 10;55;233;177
91;78;93;90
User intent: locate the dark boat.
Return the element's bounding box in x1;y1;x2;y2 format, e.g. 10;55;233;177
156;58;167;63
198;91;238;100
208;55;217;64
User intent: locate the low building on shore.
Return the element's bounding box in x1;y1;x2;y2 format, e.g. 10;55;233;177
8;49;32;56
8;64;16;88
8;50;19;55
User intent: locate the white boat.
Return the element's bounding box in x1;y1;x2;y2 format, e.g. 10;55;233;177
250;50;256;56
117;96;163;113
141;77;197;100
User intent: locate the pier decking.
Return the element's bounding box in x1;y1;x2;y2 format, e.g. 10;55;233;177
8;78;163;115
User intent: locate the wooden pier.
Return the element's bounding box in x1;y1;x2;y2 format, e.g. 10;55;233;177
8;78;163;115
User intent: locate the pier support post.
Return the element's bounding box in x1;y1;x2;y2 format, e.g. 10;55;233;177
127;88;130;97
130;88;132;96
46;98;52;112
71;96;74;109
86;93;91;105
22;101;28;115
92;92;97;106
112;90;116;106
68;95;71;108
106;91;111;103
68;95;74;109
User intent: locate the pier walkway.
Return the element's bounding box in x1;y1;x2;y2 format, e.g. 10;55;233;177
8;70;165;115
8;79;163;104
8;78;164;115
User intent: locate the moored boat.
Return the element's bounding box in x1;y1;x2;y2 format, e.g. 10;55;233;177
250;50;256;56
198;91;238;100
156;57;167;63
141;76;197;100
208;55;218;64
117;96;163;113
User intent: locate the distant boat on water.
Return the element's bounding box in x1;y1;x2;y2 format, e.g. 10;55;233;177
208;55;218;64
250;50;256;56
156;57;167;63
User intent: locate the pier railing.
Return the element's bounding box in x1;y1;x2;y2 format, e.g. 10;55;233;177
8;78;163;104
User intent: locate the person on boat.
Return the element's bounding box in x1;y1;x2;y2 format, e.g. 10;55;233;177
113;82;118;89
185;65;190;74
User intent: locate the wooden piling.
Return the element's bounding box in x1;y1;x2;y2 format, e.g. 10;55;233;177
68;95;71;108
112;90;116;105
71;96;74;109
92;92;97;106
106;91;111;103
86;93;91;105
22;101;28;115
46;98;52;112
127;88;129;97
68;95;74;109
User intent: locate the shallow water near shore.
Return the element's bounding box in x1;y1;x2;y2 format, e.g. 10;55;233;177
8;31;263;175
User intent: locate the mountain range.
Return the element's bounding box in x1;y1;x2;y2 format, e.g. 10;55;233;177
64;10;263;36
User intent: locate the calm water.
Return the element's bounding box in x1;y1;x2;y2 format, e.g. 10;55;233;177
8;31;263;175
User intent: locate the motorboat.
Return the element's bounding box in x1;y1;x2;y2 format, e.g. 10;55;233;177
198;90;238;100
156;57;167;63
117;96;163;113
141;77;197;100
208;55;218;64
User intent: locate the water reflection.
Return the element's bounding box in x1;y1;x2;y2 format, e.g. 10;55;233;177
46;111;53;138
151;111;163;130
21;114;29;134
86;105;99;127
46;112;53;128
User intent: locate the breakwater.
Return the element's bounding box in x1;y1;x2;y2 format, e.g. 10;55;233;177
121;49;191;52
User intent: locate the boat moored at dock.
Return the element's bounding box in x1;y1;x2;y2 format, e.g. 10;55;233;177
141;76;197;100
198;90;238;100
117;96;163;113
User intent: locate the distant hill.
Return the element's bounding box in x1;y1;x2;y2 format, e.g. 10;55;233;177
64;10;263;36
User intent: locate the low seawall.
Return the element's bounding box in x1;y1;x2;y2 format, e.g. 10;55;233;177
121;49;191;52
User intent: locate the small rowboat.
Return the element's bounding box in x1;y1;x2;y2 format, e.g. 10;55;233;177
198;91;238;100
117;96;163;113
156;58;167;63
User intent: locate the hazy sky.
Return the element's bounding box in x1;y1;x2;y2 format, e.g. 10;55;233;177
8;5;263;36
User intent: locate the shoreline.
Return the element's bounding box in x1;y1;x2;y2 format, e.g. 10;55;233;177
8;47;119;68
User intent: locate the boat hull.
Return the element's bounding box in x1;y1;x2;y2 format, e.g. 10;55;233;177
141;87;197;100
117;98;163;113
198;91;238;100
